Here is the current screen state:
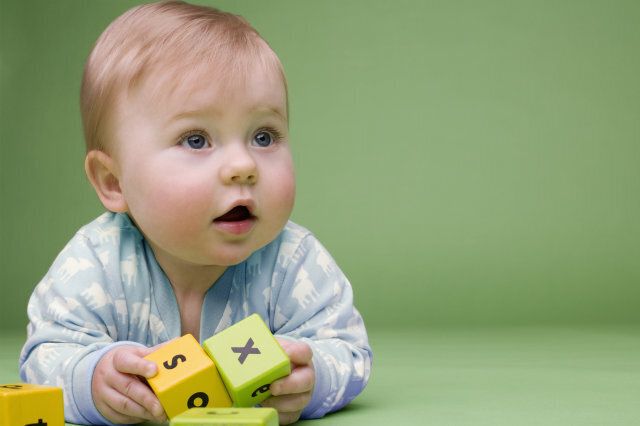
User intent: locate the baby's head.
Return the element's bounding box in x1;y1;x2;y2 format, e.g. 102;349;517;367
82;1;295;268
80;0;288;153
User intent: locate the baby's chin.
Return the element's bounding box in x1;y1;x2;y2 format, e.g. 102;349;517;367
206;239;271;266
200;219;289;266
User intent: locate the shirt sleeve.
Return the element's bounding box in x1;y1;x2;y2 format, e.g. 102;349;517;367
271;233;373;419
18;233;144;425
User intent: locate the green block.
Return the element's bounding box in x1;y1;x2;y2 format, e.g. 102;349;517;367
170;407;278;425
203;314;291;407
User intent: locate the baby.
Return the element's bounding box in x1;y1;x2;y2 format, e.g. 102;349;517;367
19;1;372;425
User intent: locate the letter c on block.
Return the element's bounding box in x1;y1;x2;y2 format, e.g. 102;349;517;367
251;384;270;397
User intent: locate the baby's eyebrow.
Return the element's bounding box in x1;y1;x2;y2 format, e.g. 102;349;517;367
242;103;285;118
168;107;222;122
168;106;286;123
255;106;287;122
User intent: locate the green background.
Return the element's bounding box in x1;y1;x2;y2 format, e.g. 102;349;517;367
1;0;639;332
1;2;640;425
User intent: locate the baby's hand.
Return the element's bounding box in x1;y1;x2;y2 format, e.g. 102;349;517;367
261;338;315;425
92;345;167;424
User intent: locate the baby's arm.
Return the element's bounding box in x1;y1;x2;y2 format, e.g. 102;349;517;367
19;233;161;425
270;234;373;419
92;345;166;424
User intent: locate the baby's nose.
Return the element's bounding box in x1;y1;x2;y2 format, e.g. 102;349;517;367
220;146;258;185
231;172;257;185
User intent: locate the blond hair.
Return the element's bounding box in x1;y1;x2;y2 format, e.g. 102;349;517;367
80;0;287;152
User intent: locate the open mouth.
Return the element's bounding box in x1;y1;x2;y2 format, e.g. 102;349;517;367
214;206;255;222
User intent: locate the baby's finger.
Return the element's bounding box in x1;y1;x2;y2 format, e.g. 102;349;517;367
100;386;155;423
276;339;313;366
112;348;157;378
260;392;311;413
96;401;141;425
108;374;165;421
278;410;302;425
270;365;314;396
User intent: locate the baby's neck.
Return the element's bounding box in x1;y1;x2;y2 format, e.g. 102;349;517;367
167;267;227;341
168;268;225;294
173;287;205;341
149;243;227;339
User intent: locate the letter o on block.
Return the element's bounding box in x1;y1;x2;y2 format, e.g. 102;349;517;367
144;334;231;419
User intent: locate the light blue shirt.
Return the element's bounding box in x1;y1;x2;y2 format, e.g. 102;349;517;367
20;212;372;425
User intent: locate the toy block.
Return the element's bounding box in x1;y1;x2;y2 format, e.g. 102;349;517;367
170;407;278;425
144;334;232;419
0;383;64;426
203;314;290;407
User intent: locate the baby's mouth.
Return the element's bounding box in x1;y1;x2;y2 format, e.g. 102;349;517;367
214;206;255;222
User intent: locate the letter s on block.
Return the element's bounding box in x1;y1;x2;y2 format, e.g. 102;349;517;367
163;354;187;369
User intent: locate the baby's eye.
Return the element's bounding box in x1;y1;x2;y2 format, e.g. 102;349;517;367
252;129;282;147
180;132;209;150
253;131;273;147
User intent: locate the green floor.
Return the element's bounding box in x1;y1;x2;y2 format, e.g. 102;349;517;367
2;326;639;425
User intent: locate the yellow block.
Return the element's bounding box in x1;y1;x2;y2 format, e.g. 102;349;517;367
145;334;232;418
0;383;64;426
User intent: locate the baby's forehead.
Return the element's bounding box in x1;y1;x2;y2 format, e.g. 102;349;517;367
123;57;288;121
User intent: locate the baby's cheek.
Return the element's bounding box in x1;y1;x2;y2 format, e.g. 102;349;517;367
273;169;296;210
270;153;296;194
131;177;214;236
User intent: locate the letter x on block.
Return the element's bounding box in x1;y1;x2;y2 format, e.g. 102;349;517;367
232;338;261;364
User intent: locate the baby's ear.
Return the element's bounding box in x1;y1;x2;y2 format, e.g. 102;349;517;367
85;150;128;213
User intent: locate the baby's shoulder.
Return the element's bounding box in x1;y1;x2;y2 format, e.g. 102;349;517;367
42;212;145;292
278;221;314;250
74;212;142;249
271;220;324;260
54;212;143;270
265;220;335;271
